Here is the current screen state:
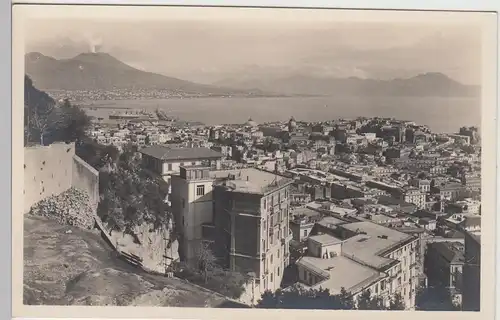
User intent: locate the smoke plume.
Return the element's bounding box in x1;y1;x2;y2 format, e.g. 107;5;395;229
83;32;103;53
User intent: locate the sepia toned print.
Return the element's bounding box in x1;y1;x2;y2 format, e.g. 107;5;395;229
12;4;498;319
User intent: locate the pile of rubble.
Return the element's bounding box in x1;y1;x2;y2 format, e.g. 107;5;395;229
30;187;95;230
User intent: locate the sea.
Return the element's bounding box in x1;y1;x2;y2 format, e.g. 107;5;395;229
83;96;481;134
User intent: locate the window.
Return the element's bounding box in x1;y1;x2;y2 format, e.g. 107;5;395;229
277;249;280;258
278;267;280;276
271;254;273;264
303;229;308;237
262;239;265;250
270;273;273;282
303;270;307;280
196;185;205;196
263;199;267;208
168;163;173;171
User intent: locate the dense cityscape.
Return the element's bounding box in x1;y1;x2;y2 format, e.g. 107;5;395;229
80;107;481;310
21;10;484;313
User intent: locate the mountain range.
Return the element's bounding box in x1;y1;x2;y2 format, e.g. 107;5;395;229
214;72;480;98
24;52;269;96
25;52;480;98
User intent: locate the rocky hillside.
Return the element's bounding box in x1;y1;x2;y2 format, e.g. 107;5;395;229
29;187;95;230
23;216;244;307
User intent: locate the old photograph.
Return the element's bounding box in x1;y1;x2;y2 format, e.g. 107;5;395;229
13;5;497;317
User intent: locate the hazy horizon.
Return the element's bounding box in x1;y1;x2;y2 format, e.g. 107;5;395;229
24;10;483;86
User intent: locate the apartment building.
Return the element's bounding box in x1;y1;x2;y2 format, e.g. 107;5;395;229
424;242;464;303
462;230;481;311
400;188;426;210
409;178;431;193
140;146;223;204
296;221;419;309
170;165;294;299
210;169;294;294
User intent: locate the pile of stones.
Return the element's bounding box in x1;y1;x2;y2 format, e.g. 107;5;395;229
30;187;95;230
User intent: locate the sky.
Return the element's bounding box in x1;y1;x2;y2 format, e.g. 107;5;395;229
23;7;485;85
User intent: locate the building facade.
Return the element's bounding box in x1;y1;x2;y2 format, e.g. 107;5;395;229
140;146;223;204
462;231;481;311
295;221;420;309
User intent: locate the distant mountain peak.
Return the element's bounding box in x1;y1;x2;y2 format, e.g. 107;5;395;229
24;51;254;95
25;52;55;62
413;72;454;81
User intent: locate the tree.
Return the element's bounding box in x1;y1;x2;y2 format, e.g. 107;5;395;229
24;76;92;146
356;289;386;310
195;242;218;284
338;287;355;310
96;147;171;232
257;285;352;310
389;293;405;310
27;97;60;146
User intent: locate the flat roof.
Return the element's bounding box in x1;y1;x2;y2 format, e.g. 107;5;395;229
340;221;413;269
211;168;292;194
309;234;343;246
297;256;384;295
292;207;321;218
140;146;223;161
316;216;346;228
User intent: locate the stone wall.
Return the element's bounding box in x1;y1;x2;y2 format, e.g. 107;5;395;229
24;142;99;215
72;155;99;211
24;142;75;213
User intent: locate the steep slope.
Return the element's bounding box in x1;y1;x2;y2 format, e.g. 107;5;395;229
23;215;244;307
25;52;249;95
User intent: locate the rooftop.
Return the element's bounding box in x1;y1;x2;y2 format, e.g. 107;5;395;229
140;146;223;161
429;242;465;264
316;216;347;229
309;234;343;246
296;256;384;295
211;168;293;195
340;221;413;269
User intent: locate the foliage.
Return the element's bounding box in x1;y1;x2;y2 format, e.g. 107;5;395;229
96;144;171;232
174;244;247;299
257;286;409;310
24;75;91;146
256;285;353;309
356;289;386;310
195;242;218;284
389;292;406;310
76;138;120;170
